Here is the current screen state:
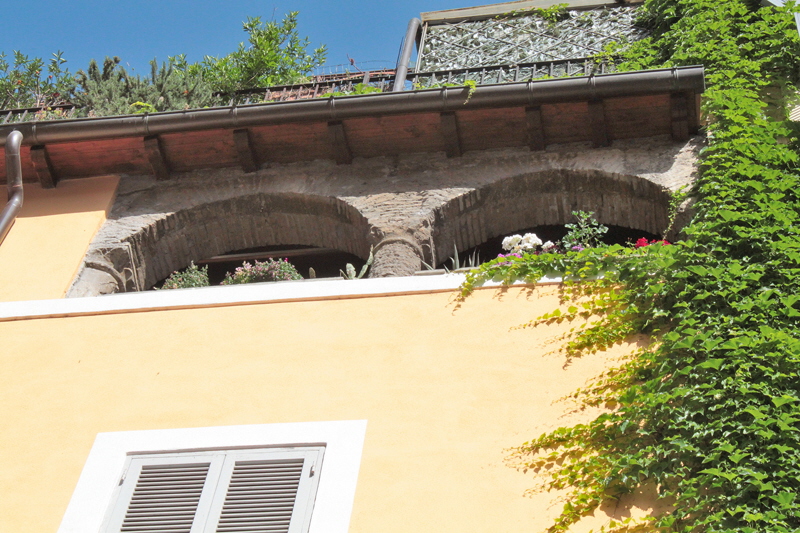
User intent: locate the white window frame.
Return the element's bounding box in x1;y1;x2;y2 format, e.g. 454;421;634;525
58;420;367;533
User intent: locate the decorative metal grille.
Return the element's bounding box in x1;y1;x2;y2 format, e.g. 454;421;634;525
408;57;616;89
418;6;648;71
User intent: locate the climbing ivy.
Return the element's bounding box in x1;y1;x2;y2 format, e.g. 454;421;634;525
463;1;800;531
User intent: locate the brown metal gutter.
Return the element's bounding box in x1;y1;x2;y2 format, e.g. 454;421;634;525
0;66;704;147
0;131;23;245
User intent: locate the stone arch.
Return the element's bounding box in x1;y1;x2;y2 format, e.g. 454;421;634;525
430;169;673;265
68;192;371;296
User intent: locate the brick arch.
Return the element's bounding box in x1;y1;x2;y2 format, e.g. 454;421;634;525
431;169;673;265
69;192;371;295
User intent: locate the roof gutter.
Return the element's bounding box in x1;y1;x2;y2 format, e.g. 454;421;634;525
392;17;422;92
0;131;23;246
0;66;704;147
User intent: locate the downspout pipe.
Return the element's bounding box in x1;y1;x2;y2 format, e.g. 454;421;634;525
0;131;23;246
0;66;705;146
392;17;422;92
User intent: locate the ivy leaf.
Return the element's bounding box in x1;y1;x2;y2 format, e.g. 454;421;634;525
770;492;796;507
772;396;797;408
686;265;709;276
700;468;738;481
744;407;767;420
729;452;748;464
699;358;724;370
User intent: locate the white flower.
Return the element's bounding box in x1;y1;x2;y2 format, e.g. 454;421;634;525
501;234;523;251
542;240;555;251
519;233;543;250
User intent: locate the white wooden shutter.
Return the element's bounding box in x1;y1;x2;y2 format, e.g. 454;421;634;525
103;447;324;533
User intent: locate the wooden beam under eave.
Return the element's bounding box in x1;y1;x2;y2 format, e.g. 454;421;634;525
670;92;690;142
233;129;260;173
144;135;170;180
440;112;463;158
328;121;352;165
30;145;58;189
525;106;546;152
588;100;610;148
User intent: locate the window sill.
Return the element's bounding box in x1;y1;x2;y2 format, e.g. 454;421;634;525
0;272;563;322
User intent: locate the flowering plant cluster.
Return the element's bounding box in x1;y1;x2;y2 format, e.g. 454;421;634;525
159;262;210;289
221;258;303;285
634;237;671;248
501;233;556;254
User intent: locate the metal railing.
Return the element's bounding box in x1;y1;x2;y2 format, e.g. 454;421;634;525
217;57;617;104
408;57;615;88
1;103;78;124
0;57;618;118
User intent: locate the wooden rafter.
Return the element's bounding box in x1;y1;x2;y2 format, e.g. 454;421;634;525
30;145;58;189
440;112;463;158
144;135;170;180
233;129;260;173
328;121;352;165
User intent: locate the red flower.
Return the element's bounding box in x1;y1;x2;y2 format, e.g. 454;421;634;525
635;238;671;248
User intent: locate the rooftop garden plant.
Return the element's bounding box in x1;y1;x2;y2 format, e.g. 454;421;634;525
0;11;325;119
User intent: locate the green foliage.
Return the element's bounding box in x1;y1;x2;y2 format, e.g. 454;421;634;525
561;211;609;250
129;101;158;114
340;246;374;280
417;79;477;103
463;1;800;531
531;3;571;23
222;258;303;284
160;262;209;289
73;56;218;117
1;11;323;118
498;3;570;23
664;185;690;237
463;79;477;103
324;83;383;98
201;12;326;95
0;50;74;111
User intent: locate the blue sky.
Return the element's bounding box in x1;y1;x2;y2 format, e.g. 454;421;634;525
1;1;481;76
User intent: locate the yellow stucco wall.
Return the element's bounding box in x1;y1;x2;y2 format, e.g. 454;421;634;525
0;176;118;302
0;285;658;533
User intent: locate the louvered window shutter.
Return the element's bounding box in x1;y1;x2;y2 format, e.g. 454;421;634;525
103;447;324;533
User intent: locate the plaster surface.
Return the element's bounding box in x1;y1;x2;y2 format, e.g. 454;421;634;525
0;175;118;302
0;285;661;533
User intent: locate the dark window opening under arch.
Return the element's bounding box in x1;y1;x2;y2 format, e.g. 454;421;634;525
153;245;367;288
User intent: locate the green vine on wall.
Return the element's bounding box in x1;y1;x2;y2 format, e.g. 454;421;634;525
463;1;800;531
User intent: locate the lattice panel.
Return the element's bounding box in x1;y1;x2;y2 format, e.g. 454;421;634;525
409;58;615;88
419;6;648;71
